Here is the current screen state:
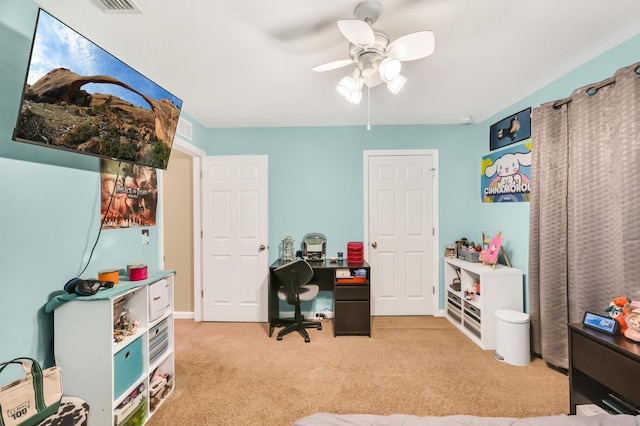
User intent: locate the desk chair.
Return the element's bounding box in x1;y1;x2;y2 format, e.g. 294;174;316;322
274;259;322;342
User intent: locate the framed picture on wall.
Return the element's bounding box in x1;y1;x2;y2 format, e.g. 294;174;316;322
490;107;531;151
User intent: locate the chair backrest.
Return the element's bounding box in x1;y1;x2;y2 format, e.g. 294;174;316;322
274;260;314;305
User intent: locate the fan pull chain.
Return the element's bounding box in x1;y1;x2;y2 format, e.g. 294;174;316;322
367;85;371;130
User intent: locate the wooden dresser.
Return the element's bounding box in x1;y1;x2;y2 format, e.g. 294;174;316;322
568;323;640;414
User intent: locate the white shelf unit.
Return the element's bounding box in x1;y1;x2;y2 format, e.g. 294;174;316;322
53;271;175;425
444;257;523;350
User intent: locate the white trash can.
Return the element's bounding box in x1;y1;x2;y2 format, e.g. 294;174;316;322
494;309;530;366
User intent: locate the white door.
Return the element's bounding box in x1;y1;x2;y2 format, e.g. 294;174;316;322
202;155;268;321
365;150;438;316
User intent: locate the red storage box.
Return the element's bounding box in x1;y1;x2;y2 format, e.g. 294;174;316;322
347;242;364;263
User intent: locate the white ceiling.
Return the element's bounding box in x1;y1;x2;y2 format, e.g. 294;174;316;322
34;0;640;128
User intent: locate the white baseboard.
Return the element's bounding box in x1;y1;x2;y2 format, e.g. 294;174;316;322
175;310;445;321
174;311;195;320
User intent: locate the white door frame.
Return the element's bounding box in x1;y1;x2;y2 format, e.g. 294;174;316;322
363;149;440;316
158;136;206;321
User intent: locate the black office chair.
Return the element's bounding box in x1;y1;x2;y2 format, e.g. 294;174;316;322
273;259;322;342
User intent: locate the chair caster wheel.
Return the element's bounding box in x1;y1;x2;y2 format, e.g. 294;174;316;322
277;335;282;341
318;325;322;330
305;337;310;343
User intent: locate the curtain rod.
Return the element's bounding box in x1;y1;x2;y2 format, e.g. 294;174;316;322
553;65;640;109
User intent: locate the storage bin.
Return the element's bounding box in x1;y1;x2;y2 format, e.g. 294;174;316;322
149;279;170;322
149;318;169;365
114;336;144;399
458;250;480;263
347;242;364;263
494;309;530;366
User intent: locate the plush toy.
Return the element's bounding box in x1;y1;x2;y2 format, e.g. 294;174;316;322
605;296;632;334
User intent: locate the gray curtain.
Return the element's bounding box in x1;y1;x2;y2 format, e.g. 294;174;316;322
529;62;640;369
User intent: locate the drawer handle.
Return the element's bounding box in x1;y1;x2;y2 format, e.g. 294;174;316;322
153;296;161;301
125;351;130;359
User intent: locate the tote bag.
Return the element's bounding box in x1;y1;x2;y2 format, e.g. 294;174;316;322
0;358;62;426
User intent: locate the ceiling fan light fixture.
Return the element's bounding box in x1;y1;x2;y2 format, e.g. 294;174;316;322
337;68;361;98
379;57;401;81
387;74;406;95
344;77;365;104
345;89;363;105
337;77;356;97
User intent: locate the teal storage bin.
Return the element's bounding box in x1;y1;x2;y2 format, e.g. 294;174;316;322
114;336;144;399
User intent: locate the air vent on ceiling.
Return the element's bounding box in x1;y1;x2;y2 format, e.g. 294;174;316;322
176;118;193;141
95;0;143;14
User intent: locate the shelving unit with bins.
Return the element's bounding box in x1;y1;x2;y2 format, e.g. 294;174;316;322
444;257;523;349
333;263;371;337
52;271;175;425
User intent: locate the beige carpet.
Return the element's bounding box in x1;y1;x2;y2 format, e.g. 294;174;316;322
147;316;568;426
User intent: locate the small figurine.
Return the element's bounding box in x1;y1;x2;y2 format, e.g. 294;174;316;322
114;308;139;341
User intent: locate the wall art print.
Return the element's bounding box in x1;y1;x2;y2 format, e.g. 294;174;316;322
101;159;158;228
481;141;532;203
489;107;531;150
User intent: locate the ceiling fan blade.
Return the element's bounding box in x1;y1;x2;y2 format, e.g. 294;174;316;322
387;30;435;61
312;59;355;72
337;19;375;46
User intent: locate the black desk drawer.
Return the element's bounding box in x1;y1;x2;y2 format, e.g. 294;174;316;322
571;331;640;405
335;285;369;301
334;300;370;336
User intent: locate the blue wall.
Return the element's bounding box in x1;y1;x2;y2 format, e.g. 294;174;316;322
1;0;638;372
0;0;167;371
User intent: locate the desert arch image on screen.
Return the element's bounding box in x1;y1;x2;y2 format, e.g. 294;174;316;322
13;9;183;169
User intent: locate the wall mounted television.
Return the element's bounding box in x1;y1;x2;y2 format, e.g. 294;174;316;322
13;8;183;170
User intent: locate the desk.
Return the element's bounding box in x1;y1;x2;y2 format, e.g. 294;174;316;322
269;259;371;337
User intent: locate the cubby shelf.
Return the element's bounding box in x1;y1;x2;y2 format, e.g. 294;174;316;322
444;257;523;350
53;271;175;425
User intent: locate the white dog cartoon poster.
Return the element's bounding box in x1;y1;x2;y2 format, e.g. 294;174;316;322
481;142;532;202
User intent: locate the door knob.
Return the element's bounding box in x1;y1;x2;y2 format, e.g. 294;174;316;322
259;244;266;251
371;242;377;249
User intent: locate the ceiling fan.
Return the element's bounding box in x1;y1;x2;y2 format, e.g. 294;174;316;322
312;1;435;105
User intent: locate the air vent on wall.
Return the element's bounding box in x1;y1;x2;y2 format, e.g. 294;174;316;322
94;0;143;14
176;118;193;141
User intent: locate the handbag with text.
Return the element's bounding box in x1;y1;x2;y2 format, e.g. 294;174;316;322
0;358;62;426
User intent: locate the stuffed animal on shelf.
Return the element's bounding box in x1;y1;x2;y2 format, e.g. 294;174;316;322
605;296;632;334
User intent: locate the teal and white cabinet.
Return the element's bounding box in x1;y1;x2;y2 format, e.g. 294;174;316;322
52;271;175;425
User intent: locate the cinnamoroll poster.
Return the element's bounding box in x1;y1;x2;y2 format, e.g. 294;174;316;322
481;142;532;203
